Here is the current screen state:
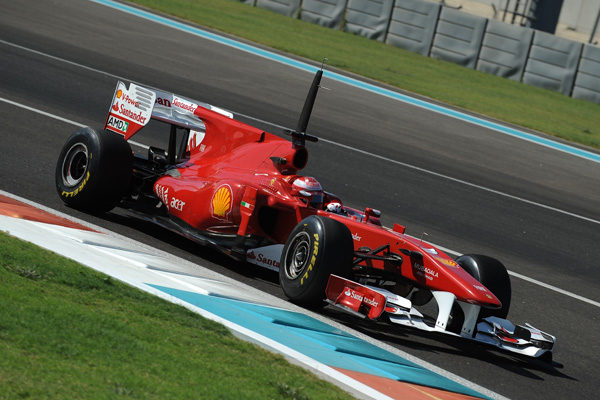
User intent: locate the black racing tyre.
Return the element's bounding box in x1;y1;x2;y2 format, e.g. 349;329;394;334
55;127;132;213
279;215;353;308
456;254;512;319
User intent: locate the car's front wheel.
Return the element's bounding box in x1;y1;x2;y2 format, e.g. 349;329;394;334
456;254;512;319
279;215;353;308
447;254;512;333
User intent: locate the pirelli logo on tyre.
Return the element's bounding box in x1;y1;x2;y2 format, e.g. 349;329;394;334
106;116;129;133
300;233;319;285
61;171;90;198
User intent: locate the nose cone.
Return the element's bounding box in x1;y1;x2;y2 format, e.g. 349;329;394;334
426;254;503;308
466;286;502;309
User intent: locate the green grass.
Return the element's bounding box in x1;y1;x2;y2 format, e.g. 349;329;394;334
127;0;600;149
0;231;352;400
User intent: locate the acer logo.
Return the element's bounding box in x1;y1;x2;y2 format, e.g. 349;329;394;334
170;197;185;212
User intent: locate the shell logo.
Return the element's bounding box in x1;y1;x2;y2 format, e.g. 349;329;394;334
211;185;233;220
435;256;459;268
116;89;123;98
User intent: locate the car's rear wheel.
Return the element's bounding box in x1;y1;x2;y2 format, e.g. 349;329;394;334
279;215;353;308
56;127;132;213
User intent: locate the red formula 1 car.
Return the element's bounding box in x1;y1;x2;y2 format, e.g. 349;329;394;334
55;70;556;363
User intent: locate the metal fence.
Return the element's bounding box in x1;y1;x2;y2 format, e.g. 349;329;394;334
241;0;600;104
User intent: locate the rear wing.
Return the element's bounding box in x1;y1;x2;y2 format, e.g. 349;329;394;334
105;68;324;148
104;81;233;140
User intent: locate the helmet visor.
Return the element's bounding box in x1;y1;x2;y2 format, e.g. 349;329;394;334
309;192;323;209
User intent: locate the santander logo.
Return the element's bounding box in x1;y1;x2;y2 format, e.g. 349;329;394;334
111;85;145;123
256;253;279;268
343;288;379;307
173;97;197;113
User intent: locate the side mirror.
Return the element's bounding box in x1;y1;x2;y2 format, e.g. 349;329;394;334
364;208;381;219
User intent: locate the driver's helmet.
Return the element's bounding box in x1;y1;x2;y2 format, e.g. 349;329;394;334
292;176;324;209
325;202;345;214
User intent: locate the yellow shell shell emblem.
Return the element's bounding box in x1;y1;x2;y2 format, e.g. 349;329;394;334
212;185;232;219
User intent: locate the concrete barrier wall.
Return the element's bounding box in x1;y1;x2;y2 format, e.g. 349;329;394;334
343;0;395;41
523;31;583;95
476;19;533;81
256;0;301;17
240;0;600;104
385;0;441;56
301;0;348;29
431;7;487;69
572;44;600;103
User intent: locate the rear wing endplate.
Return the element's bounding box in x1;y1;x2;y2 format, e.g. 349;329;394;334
104;81;234;140
104;81;155;140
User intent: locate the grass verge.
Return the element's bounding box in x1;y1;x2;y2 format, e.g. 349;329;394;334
127;0;600;149
0;231;351;400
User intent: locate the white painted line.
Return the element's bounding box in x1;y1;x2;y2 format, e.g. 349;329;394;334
320;138;600;226
232;112;600;226
0;38;126;81
2;38;598;225
2;61;597;228
0;97;86;128
508;270;600;308
1;96;598;309
417;239;600;309
0;97;148;150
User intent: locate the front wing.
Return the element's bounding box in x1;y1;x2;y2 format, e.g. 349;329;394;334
325;275;556;361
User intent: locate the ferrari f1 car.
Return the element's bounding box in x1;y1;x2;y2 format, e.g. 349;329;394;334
55;69;556;363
